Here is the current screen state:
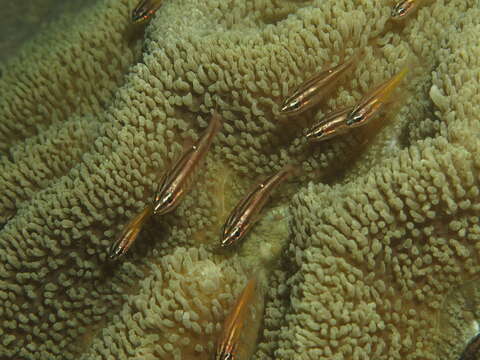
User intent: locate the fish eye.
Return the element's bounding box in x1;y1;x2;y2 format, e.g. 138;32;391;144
291;100;300;109
163;193;173;204
346;115;355;125
392;4;406;17
351;114;364;126
231;228;241;238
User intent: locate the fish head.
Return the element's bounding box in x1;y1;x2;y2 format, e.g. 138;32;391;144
108;226;137;260
306;119;339;142
346;100;379;127
345;108;365;127
220;223;244;248
348;97;386;127
131;0;156;24
305;127;324;142
280;97;301;115
153;191;176;215
108;242;125;260
306;124;341;142
307;107;352;142
391;0;416;20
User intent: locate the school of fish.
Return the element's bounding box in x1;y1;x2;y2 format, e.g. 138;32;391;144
104;0;476;359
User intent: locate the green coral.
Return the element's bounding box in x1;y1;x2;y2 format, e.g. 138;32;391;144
80;246;249;359
0;0;479;359
0;0;97;63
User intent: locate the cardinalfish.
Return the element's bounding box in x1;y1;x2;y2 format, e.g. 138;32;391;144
214;277;257;360
346;67;408;127
153;111;222;216
305;106;353;143
220;165;294;248
109;112;221;259
391;0;421;21
460;333;480;360
280;57;355;116
131;0;163;24
108;204;154;259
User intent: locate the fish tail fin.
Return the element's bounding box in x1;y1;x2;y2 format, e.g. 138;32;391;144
209;109;224;137
339;47;364;71
394;65;409;84
280;163;300;180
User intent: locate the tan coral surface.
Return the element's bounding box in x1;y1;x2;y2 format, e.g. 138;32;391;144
0;0;479;359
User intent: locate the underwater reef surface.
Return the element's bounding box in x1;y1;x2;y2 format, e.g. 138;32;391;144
0;0;479;359
0;0;96;63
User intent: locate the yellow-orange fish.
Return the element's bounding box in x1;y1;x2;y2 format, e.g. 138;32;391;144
346;67;408;127
131;0;163;24
153;111;222;215
280;57;355;116
221;165;294;248
108;204;154;259
391;0;420;21
214;278;257;360
305;106;353;143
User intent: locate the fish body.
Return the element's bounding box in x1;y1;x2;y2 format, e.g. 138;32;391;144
131;0;163;24
280;58;355;116
221;166;293;248
153;112;222;216
346;67;408;127
460;333;480;360
214;278;257;360
305;106;353;142
391;0;420;21
108;204;154;259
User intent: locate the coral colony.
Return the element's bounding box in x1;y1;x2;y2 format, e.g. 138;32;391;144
0;0;479;359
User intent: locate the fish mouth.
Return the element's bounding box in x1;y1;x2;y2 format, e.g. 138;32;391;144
220;239;231;248
108;244;123;260
305;130;323;142
280;103;291;113
219;235;235;249
152;201;176;216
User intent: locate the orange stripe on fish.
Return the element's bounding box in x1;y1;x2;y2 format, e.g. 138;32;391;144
221;165;295;248
280;57;356;116
346;67;408;127
108;204;154;259
214;278;257;360
131;0;163;24
305;106;353;143
153;111;222;216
